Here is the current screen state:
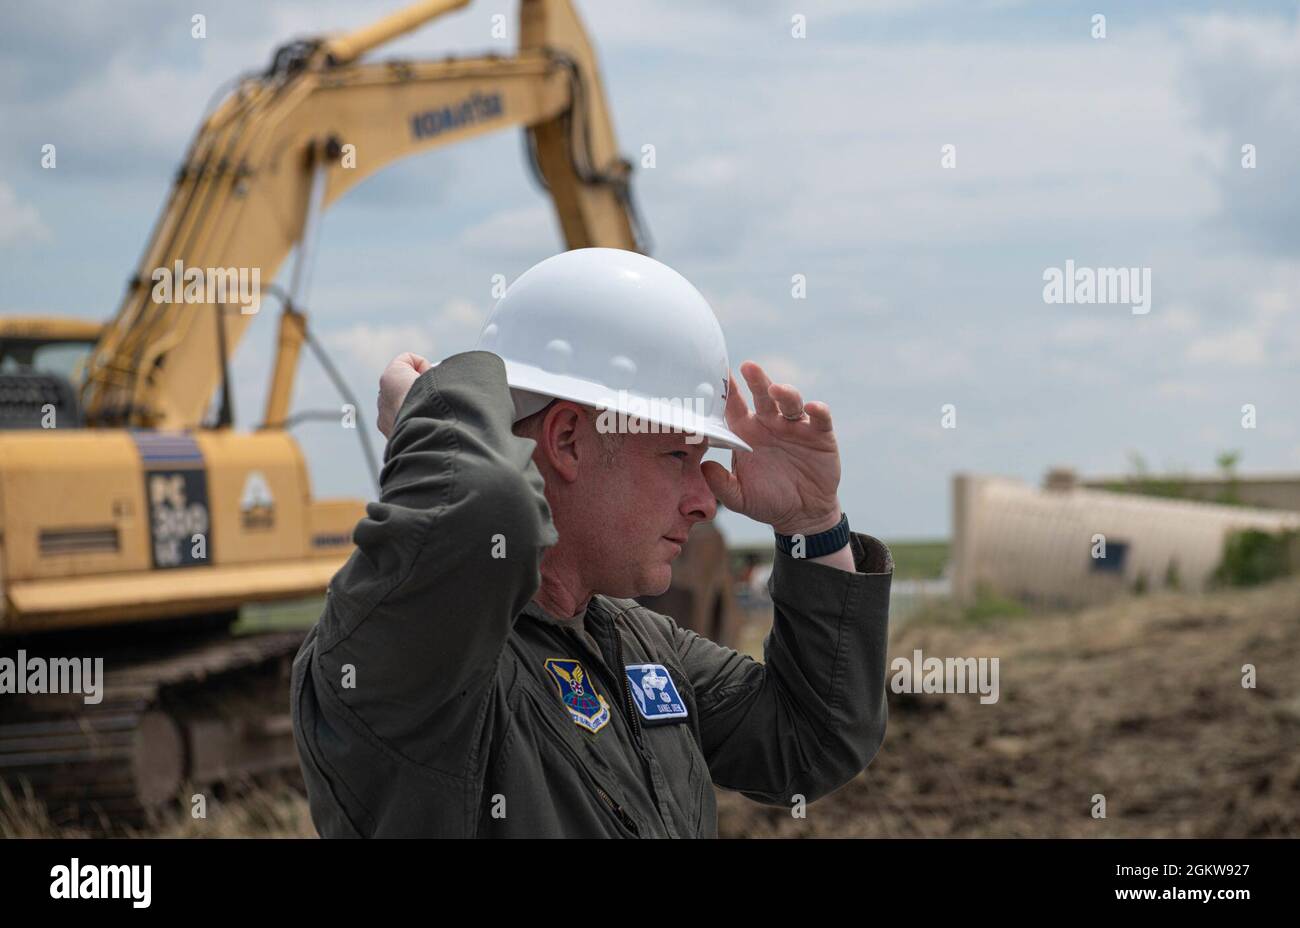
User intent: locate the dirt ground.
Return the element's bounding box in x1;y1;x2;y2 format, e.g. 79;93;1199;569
4;577;1296;838
717;576;1300;837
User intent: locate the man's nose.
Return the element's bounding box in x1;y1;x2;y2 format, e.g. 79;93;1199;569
681;466;717;523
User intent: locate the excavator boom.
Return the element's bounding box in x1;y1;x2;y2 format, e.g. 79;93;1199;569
80;0;641;430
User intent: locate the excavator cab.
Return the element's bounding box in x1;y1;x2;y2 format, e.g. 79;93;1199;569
0;317;102;429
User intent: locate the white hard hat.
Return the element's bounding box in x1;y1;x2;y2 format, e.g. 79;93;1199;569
476;248;752;452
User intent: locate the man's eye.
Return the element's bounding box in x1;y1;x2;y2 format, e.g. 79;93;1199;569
668;451;688;461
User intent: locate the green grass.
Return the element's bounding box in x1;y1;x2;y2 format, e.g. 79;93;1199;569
882;539;949;580
234;596;326;635
730;538;950;581
904;586;1030;628
961;587;1029;624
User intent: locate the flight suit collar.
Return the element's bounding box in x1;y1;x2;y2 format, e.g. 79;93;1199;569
520;594;619;633
520;598;623;703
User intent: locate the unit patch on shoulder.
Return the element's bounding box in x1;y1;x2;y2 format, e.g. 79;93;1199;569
543;658;611;734
625;663;688;723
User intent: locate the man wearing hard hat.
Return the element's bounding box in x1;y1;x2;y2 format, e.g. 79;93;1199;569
291;248;893;837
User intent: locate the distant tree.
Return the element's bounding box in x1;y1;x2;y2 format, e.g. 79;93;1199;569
1215;449;1243;505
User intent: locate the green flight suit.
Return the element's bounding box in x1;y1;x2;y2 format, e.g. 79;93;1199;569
290;350;892;837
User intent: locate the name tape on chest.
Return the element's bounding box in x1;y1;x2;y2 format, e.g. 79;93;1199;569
625;663;688;723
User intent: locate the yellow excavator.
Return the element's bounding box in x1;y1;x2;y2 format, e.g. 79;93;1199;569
0;0;734;826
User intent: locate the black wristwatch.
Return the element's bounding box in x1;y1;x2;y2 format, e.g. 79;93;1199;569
774;512;850;558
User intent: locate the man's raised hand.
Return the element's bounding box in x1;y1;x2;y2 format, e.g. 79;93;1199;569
701;360;842;537
377;352;433;440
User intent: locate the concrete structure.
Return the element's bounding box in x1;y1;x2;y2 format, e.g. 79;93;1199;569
952;472;1300;608
1078;470;1300;512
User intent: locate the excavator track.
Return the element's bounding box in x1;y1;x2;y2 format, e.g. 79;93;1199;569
0;628;305;829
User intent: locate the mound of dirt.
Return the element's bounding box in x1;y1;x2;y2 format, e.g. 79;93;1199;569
717;577;1300;837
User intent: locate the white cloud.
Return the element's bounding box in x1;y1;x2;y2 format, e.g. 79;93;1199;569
1148;304;1201;336
1156;380;1210;400
1050;317;1116;347
319;298;486;378
323;320;439;378
1186;329;1267;365
438;297;484;329
709;291;781;326
669;155;741;188
1177;13;1300;252
752;355;808;389
0;183;51;245
889;339;976;384
458;205;556;256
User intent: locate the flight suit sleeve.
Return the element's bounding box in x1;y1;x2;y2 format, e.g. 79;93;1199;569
312;350;558;762
673;532;892;805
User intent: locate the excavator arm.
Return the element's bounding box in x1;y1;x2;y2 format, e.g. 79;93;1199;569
80;0;643;430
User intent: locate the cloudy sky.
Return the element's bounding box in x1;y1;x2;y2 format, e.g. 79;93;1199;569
1;0;1296;543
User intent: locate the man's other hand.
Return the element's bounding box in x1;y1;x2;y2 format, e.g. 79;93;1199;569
377;352;433;440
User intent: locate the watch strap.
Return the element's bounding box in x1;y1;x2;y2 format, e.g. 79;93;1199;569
774;512;850;558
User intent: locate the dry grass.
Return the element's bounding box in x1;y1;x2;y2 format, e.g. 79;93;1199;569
144;778;319;838
0;779;92;838
1;775;318;839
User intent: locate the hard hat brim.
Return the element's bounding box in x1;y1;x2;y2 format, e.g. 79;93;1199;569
502;359;753;453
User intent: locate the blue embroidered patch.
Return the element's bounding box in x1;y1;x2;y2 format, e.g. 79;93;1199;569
625;663;688;723
544;658;611;733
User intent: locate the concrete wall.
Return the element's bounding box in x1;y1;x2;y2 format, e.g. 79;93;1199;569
951;473;1300;608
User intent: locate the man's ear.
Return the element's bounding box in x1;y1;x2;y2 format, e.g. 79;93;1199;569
537;402;584;483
